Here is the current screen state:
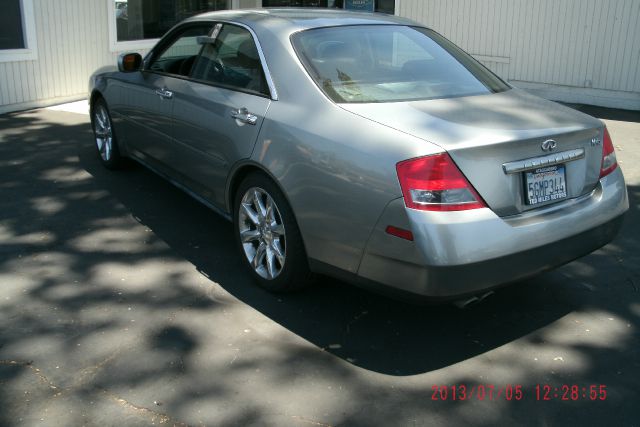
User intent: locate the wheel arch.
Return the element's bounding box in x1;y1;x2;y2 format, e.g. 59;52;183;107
89;89;104;117
226;161;283;212
226;161;310;255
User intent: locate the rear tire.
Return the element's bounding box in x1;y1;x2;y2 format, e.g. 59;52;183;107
233;172;312;292
91;98;124;169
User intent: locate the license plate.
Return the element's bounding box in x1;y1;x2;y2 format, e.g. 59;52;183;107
524;165;567;206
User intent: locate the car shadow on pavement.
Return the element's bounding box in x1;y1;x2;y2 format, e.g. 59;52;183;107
75;127;638;377
561;104;640;124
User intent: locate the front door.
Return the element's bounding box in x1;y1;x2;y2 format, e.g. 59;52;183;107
117;24;214;166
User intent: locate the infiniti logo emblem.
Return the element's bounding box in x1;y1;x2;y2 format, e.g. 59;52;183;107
541;139;558;152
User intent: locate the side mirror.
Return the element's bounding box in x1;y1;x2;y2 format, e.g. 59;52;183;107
118;52;142;72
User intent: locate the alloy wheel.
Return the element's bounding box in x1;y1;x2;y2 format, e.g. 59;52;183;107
93;104;113;162
238;187;286;280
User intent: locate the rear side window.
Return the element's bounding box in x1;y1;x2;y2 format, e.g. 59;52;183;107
191;24;269;96
292;25;510;103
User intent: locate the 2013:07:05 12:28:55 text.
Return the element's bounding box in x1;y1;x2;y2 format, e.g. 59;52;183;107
430;384;607;401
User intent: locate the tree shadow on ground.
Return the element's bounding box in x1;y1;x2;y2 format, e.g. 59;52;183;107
1;108;638;426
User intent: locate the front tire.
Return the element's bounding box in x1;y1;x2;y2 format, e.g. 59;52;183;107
233;172;312;292
91;98;124;169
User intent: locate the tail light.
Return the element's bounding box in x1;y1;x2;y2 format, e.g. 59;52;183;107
599;127;618;179
396;153;486;211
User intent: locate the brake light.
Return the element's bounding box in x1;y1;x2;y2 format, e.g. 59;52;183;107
599;127;618;178
396;153;486;211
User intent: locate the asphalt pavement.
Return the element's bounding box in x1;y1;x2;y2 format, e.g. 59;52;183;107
0;104;639;426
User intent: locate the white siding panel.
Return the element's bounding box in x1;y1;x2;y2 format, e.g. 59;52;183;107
0;0;144;114
38;0;53;101
24;61;36;102
2;64;10;104
0;65;8;106
13;63;26;103
399;0;640;110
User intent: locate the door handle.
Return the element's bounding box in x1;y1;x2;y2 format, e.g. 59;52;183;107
230;107;258;125
155;88;173;99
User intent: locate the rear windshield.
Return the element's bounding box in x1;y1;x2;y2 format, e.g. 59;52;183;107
291;25;510;103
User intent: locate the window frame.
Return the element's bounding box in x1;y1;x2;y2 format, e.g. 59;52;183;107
108;0;159;52
107;0;236;53
0;0;37;63
143;21;279;101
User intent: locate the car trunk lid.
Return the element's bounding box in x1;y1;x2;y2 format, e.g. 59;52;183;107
341;89;604;216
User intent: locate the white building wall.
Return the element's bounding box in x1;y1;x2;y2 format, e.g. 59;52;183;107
398;0;640;110
0;0;132;114
1;0;639;113
0;0;258;114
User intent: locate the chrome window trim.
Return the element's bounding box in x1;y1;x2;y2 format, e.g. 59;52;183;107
502;148;585;174
140;70;273;100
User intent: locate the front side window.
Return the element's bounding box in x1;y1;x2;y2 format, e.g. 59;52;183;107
191;24;269;96
0;0;25;50
115;0;228;42
292;25;510;103
148;25;213;77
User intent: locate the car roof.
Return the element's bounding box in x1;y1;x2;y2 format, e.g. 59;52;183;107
185;8;419;31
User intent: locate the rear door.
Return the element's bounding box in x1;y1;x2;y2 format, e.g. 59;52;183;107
168;23;272;207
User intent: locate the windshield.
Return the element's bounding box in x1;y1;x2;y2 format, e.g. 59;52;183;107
292;25;510;103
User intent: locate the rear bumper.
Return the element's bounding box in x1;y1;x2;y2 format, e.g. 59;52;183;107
357;167;628;299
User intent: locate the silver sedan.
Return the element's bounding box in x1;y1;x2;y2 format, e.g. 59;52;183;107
88;9;628;300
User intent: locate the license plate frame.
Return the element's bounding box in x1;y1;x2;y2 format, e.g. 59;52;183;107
524;164;568;206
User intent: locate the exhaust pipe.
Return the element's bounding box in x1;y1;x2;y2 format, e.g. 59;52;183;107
453;291;495;309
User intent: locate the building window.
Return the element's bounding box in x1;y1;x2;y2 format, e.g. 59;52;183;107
261;0;394;14
0;0;25;49
374;0;395;14
0;0;37;62
115;0;229;41
110;0;228;51
109;0;395;52
262;0;333;6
